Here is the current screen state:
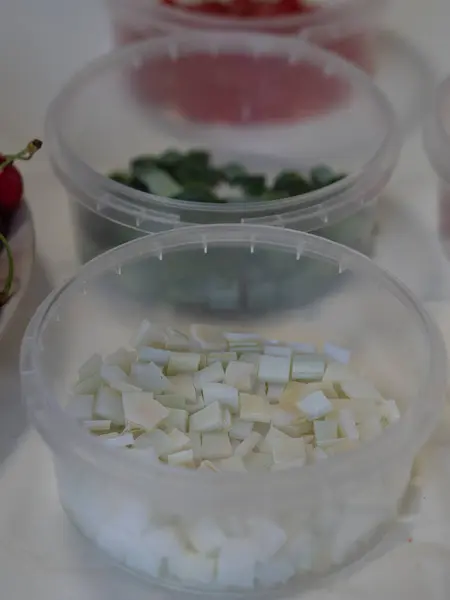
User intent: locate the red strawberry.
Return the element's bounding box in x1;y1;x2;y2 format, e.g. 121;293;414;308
0;140;42;217
0;156;24;215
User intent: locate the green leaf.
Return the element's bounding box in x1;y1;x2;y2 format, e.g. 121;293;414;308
272;171;311;196
129;177;149;192
109;171;132;185
221;162;248;183
236;174;266;196
261;189;289;201
130;155;159;177
157;149;184;169
184;150;210;169
109;171;149;192
310;165;339;188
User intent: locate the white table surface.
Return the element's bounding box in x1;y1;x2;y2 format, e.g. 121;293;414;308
2;0;450;597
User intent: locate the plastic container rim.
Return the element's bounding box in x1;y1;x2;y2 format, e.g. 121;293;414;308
45;31;400;228
21;224;447;492
423;75;450;185
107;0;386;34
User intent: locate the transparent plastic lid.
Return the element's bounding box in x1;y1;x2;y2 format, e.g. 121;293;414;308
424;75;450;184
46;31;400;233
21;225;447;500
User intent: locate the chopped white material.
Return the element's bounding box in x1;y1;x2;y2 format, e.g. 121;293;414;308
324;438;359;455
323;342;351;365
234;431;262;457
168;552;215;584
313;419;338;444
264;344;292;358
256;382;267;397
217;539;258;589
224;332;261;343
238;353;261;365
224;361;256;392
338;408;359;440
248;518;287;561
291;354;326;381
167;449;195;467
163;328;190;351
289;342;316;354
189;324;227;351
300;380;338;399
138;429;176;457
165;429;191;454
100;432;134;447
131;319;166;348
104;347;135;373
222;408;232;430
109;379;142;393
206;352;238;366
258;355;291;385
188;432;202;460
139;526;184;570
202;383;239;413
78;353;102;380
297;390;333;420
201;432;233;459
100;364;129;387
73;373;102;395
322;362;355;382
198;460;220;472
380;399;401;424
83;419;111;432
130;362;171;393
190;401;224;433
358;415;383;441
155;393;186;410
66;394;95;420
168;375;197;403
161;408;188;433
95;386;125;425
167;351;202;375
255;557;296;587
314;446;329;461
218;456;247;472
262;426;306;465
244;451;273;472
279;381;304;410
277;420;313;437
270;407;296;428
189;517;227;553
122;392;169;430
266;383;285;402
193;361;225;389
229;420;254;440
340;378;383;400
137;346;171;366
239;393;271;423
185;396;205;414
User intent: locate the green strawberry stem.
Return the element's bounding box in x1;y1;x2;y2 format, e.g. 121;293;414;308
0;232;14;304
0;139;43;172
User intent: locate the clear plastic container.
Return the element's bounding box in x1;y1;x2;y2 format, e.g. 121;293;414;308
45;32;400;264
21;224;447;594
107;0;386;125
423;75;450;255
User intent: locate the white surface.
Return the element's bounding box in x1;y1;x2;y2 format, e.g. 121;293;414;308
2;0;450;598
